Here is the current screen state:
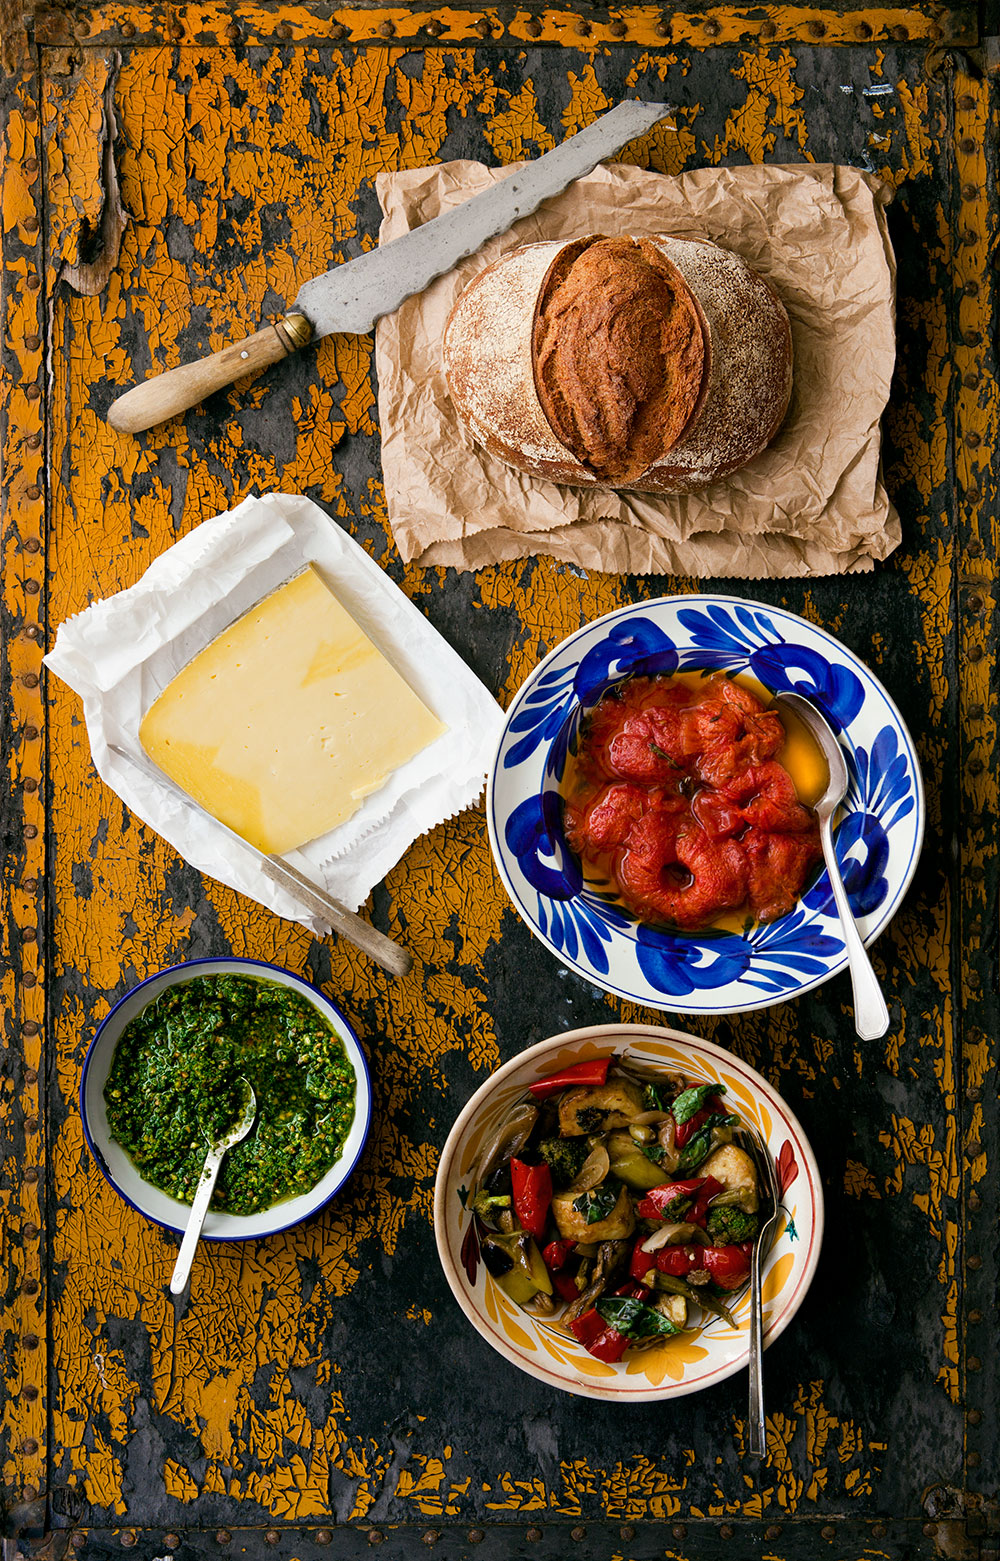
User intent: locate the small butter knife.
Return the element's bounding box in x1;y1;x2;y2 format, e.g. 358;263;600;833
108;743;412;979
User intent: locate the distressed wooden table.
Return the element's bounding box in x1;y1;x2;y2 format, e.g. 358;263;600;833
2;3;997;1558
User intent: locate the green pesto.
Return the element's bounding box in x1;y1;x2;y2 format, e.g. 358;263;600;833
104;974;356;1216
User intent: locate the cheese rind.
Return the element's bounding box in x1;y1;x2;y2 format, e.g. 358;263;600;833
139;566;446;855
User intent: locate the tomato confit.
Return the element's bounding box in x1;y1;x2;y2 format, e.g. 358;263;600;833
104;974;355;1216
562;672;823;931
470;1056;764;1360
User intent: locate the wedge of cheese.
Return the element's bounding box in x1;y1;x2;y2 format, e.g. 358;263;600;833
140;566;446;855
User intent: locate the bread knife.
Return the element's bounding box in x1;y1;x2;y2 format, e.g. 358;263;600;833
107;743;413;980
106;99;675;433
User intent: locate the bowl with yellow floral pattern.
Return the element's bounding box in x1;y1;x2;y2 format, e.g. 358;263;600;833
434;1024;823;1401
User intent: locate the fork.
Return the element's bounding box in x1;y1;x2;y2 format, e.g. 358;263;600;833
736;1128;783;1457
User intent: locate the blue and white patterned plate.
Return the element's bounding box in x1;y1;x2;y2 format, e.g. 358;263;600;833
487;595;924;1015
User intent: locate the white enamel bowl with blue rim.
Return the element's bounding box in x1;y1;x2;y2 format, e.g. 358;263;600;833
80;956;372;1240
434;1024;824;1401
487;594;924;1015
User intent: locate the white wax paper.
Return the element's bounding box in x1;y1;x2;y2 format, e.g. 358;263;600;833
45;492;505;925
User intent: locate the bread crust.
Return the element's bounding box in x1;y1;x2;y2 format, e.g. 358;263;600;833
442;234;793;495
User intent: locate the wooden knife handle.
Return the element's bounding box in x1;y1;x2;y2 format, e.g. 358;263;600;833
106;312;312;433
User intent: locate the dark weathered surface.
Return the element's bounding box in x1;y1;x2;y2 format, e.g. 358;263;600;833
1;2;997;1553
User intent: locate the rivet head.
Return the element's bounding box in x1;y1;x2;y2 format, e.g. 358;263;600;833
367;1534;384;1547
672;1525;688;1540
969;1309;983;1323
224;23;239;42
958;93;976;109
276;21;293;38
620;1529;637;1543
968;1355;982;1370
23;216;40;234
655;19;670;35
524;17;542;36
967;644;983;662
574;18;591;35
22;1021;39;1037
421;1532;440;1547
24;824;39;840
264;1534;280;1546
609;19;627;35
378;19;395;35
571;1528;586;1542
765;1525;782;1539
23;157;39;174
474;18;491;36
964;330;981;346
315;1532;333;1546
23;1219;40;1238
120;1533;137;1550
23;536;42;552
22;1332;41;1349
703;18;721;35
22;673;39;688
25;432;42;449
856;20;873;38
25;383;41;399
968;1451;982;1467
467;1532;485;1545
71;1534;87;1550
22;1383;39;1398
889;24;908;40
807;19;825;36
967;1254;983;1270
969;1190;982;1210
26;275;41;291
22;1273;39;1289
719;1526;735;1540
121;20;135;35
923;1523;937;1537
215;1534;232;1546
871;1523;887;1538
25;483;42;499
759;20;776;37
21;1438;39;1455
25;579;40;594
24;336;41;352
526;1530;543;1544
968;1409;983;1425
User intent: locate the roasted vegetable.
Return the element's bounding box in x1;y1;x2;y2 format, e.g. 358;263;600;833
558;1079;645;1137
480;1229;553;1305
538;1135;590;1189
607;1129;667;1191
470;1190;512;1219
697;1144;760;1210
653;1271;736;1328
675;1113;740;1172
595;1294;681;1340
702;1243;753;1291
706;1204;759;1243
529;1058;610;1099
552;1179;636;1243
510;1157;553;1241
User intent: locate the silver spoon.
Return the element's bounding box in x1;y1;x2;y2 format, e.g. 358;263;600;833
170;1080;257;1296
774;691;889;1040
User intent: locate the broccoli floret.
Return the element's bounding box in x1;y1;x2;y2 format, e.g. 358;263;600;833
538;1136;589;1189
574;1106;607;1133
706;1205;759;1243
471;1190;512;1219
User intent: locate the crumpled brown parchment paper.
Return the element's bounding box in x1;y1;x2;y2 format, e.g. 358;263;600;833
374;160;900;578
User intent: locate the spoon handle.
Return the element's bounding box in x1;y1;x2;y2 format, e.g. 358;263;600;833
170;1148;224;1295
820;815;890;1040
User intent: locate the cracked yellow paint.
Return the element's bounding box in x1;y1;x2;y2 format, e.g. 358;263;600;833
0;0;980;1531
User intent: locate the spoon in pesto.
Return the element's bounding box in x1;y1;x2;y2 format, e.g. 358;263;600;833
170;1080;257;1296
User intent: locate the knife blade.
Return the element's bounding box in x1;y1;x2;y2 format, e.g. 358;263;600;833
106;99;675;434
107;743;413;980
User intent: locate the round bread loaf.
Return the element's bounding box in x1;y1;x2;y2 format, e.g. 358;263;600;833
442;233;793;494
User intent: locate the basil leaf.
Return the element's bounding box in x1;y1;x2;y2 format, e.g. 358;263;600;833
596;1296;680;1339
676;1114;740;1172
641;1083;664;1112
572;1178;621;1226
640;1142;666;1165
672;1082;726;1125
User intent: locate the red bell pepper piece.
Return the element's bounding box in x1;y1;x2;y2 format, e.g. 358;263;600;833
528;1057;611;1099
636;1178;707;1221
568;1308;606;1347
655;1246;701;1277
586;1327;630;1363
510;1157;552;1242
553;1273;581;1303
542;1238;576;1273
688;1176;724;1226
703;1244;752;1291
673;1097;727;1149
630;1240;657;1283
